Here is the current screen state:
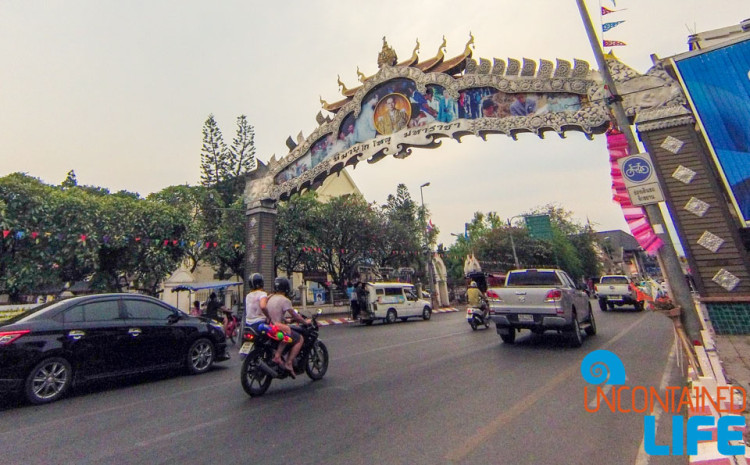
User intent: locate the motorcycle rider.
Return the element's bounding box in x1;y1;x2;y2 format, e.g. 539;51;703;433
267;277;310;377
466;281;488;319
244;273;271;332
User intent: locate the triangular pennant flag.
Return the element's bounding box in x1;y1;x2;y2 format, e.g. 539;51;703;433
602;20;625;32
601;6;617;15
603;40;627;47
31;232;38;239
3;230;10;238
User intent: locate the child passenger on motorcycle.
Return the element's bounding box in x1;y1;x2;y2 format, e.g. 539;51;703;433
267;277;311;377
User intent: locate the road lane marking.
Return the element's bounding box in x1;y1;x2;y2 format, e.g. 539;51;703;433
135;417;230;447
634;341;676;465
446;312;651;463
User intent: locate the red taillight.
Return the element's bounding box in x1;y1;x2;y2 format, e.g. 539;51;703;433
0;330;30;345
243;333;255;341
486;290;499;299
544;289;562;302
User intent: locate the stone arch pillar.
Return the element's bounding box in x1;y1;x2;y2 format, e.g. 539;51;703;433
245;199;277;294
244;162;278;294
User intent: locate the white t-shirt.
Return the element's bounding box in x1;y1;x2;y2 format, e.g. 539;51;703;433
245;290;268;325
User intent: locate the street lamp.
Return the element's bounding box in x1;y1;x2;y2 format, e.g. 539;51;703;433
419;182;430;209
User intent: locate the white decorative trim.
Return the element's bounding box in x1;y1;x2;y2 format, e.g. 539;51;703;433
661;135;685;154
673;165;697;184
697;231;724;253
712;269;740;292
685;197;710;217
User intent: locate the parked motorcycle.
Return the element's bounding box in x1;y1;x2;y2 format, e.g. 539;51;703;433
239;311;329;397
223;311;239;344
467;304;490;330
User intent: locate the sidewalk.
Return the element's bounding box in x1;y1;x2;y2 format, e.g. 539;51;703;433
687;303;750;465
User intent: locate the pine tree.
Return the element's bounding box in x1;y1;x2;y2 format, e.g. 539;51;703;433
61;170;78;189
200;115;229;188
228;115;256;199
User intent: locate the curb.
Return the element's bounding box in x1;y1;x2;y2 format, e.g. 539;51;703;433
317;307;461;326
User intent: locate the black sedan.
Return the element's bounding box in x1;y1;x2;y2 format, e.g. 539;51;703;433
0;293;230;404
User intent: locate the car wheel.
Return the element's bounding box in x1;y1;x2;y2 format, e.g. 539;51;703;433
24;357;72;405
422;306;432;320
500;329;516;344
569;314;583;348
585;304;597;336
598;298;608;311
187;338;215;375
305;341;329;380
241;348;273;396
385;309;397;324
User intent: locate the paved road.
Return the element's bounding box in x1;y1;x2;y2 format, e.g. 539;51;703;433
1;304;687;465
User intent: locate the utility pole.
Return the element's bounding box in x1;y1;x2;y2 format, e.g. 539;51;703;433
576;0;701;341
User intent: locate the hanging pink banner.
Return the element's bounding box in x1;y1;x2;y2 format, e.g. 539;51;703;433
606;128;663;255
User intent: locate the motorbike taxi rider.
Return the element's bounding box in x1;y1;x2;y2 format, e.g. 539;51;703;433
266;277;311;377
466;281;488;318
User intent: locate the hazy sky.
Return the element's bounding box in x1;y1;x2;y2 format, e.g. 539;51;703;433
1;1;747;246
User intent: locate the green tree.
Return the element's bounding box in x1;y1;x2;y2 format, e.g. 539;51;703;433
228;115;257;200
275;192;323;277
315;194;380;287
200;114;229;191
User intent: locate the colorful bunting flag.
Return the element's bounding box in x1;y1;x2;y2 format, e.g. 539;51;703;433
602;20;625;32
601;6;617;15
603;40;627;47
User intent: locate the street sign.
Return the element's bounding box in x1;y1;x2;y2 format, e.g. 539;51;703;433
617;152;665;206
525;214;553;240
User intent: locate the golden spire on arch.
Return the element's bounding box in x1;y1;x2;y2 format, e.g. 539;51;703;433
377;36;398;68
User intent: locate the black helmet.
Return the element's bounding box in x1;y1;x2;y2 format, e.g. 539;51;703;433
273;277;291;297
250;273;264;290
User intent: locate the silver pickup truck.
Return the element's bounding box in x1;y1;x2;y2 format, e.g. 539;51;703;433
488;268;595;347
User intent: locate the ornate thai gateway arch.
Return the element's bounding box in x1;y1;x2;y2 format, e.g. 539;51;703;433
243;36;750;323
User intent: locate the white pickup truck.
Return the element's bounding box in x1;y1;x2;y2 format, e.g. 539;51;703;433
595;275;644;311
487;268;595;347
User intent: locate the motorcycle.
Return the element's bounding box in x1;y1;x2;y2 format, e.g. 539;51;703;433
239;311;329;397
223;311;239;345
467;302;490;330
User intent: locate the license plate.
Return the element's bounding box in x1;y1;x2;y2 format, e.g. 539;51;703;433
239;342;254;355
518;314;534;322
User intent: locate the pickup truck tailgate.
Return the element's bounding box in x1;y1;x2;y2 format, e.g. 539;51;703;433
492;288;560;315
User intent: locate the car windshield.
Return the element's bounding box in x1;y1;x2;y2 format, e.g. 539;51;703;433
601;276;630;285
1;298;75;325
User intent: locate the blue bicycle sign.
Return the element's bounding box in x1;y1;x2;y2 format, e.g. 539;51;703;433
622;156;652;183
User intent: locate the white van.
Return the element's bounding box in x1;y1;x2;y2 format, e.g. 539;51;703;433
359;282;432;325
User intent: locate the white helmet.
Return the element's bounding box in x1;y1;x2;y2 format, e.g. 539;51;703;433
469;281;478;288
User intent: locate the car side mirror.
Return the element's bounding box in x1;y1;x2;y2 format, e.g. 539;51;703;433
168;313;181;324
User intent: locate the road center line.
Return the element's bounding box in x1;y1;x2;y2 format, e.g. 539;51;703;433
446;312;651;463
